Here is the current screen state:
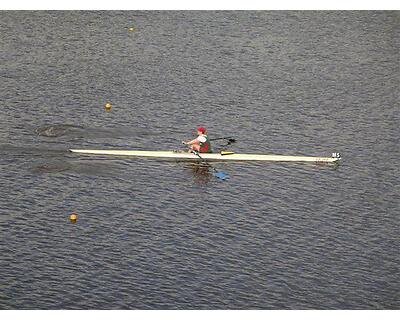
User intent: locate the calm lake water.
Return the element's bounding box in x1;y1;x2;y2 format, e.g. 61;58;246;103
0;11;399;309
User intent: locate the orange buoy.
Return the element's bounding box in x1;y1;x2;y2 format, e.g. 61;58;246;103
69;213;77;223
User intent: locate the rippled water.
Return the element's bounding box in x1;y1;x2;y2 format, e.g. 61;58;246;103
0;11;399;309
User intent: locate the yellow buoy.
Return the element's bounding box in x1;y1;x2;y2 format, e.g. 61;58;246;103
129;27;135;32
69;213;77;223
104;102;112;111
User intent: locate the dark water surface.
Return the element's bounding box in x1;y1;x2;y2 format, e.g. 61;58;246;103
0;11;399;309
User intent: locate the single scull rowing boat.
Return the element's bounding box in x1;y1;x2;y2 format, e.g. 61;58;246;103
69;149;341;163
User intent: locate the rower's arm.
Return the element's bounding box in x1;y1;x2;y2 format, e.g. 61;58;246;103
184;138;199;145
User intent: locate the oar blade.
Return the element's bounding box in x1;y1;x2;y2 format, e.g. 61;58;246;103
213;171;229;180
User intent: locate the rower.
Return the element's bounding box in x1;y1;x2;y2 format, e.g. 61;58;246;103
182;127;212;153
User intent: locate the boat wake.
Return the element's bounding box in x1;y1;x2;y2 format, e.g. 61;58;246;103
35;123;154;140
35;124;85;138
0;144;67;157
31;161;72;174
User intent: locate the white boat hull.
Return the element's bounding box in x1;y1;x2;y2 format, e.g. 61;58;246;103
69;149;341;163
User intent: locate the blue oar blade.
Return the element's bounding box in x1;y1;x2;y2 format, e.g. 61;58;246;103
214;171;229;180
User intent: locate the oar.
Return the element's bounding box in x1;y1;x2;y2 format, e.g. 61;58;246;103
192;151;229;180
210;137;236;144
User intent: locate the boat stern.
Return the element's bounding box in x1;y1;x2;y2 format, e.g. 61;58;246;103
332;152;342;162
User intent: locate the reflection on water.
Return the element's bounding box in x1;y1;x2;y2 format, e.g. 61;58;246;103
186;163;213;184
